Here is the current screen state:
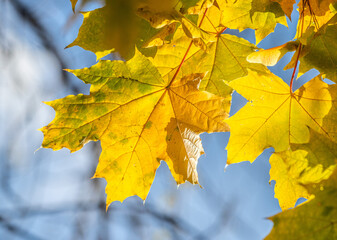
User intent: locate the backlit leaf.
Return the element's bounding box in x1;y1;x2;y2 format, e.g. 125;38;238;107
298;0;337;17
247;41;298;66
215;0;287;43
270;129;337;210
67;0;142;59
225;74;335;164
266;167;337;240
251;14;337;81
153;24;268;97
272;0;295;19
298;4;336;37
41;50;229;205
297;17;337;82
47;0;337;227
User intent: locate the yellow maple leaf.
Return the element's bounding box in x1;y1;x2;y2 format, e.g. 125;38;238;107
226;72;337;210
247;41;298;66
152;17;268;98
266;166;337;240
225;73;335;164
40;50;229;206
270;130;336;210
214;0;287;43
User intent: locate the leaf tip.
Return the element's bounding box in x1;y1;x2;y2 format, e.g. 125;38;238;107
37;126;44;133
91;171;100;179
65;41;76;50
63;68;73;73
42;100;53;107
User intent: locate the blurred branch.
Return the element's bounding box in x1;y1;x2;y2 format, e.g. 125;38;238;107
0;201;104;220
0;215;46;240
0;200;228;240
9;0;79;92
139;204;208;240
0;0;80;209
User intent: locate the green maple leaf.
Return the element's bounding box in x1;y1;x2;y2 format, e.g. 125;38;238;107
67;1;154;60
297;21;337;83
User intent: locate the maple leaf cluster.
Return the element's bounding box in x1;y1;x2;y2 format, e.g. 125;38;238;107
41;0;337;238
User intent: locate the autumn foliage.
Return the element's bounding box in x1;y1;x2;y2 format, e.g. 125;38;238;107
41;0;337;238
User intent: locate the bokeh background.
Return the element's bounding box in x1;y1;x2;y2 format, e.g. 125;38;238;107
0;0;315;239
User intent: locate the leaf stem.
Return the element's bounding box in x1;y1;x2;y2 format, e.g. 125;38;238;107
217;27;227;36
289;43;302;92
290;0;306;92
167;8;208;87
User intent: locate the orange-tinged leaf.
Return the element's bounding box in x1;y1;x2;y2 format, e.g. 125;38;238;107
272;0;295;19
299;0;337;17
297;5;337;37
41;50;229;205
